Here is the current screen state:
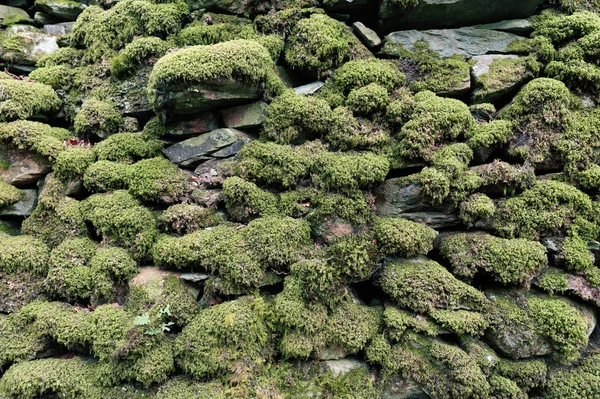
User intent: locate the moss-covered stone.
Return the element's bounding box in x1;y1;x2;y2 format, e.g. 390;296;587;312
373;217;437;257
74;99;124;139
83;161;130;192
545;352;600;399
159;203;220;235
127;157;190;203
0;181;23;208
0;120;68;162
459;193;495;227
223;176;280;222
346;83;390;116
0;234;50;276
111;37;170;77
311;151;389;193
52;147;95;182
0;78;61;122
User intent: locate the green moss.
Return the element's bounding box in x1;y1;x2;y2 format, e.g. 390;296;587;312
380;258;488;314
311;151;389;193
0;181;23;208
346;83;390;116
473;56;536;103
0;79;61;122
148;39;284;111
290;259;348;309
176;15;256;46
494;359;547;392
488;374;526;399
327;301;381;355
555;108;600;178
175;296;271;379
561;235;594;271
53;147;96;182
254;7;324;36
256;34;285;61
83;161;130;192
223;176;280;222
373;217;437;257
466;120;513;150
126;157;189;203
324;367;379;399
159;203;220;234
327;58;406;96
534;11;600;44
235;140;311;188
384;305;443;340
459;193;495;228
74;99;124;139
550;0;600;12
545;59;600;90
430;309;489;336
545;353;600;399
72;0;187;61
49;237;97;270
262;90;333;144
539;270;569;295
284;14;367;77
528;295;590;362
81;190;158;260
326;233;378;282
440;233;547;285
36;47;85;68
410;167;451;204
93;133;163;163
396;92;475;161
0;120;68;162
29;65;78;90
156;378;227;399
111;37;170;76
579;165;600;189
0;235;50;276
431;143;473;179
90;247;137;281
327;107;390;151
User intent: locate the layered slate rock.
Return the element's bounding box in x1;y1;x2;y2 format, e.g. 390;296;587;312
164;128;253;167
35;0;87;22
220;101;268;129
0;189;37;217
378;0;544;32
383;28;522;58
471;55;533;104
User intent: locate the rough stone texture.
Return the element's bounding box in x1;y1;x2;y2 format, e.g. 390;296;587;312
36;0;86;21
0;25;59;66
352;21;382;49
194;158;235;188
294;81;325;95
165;128;253;167
438;68;471;97
34;11;60;25
471;55;531;104
0;5;29;22
0;147;51;187
384;28;522;58
382;374;429;399
179;272;210;283
152;78;261;116
220;101;268;129
191;188;224;208
43;22;75;35
316;345;346;361
0;271;45;314
0;189;37;217
105;67;152;117
164;112;222;137
397;211;461;229
322;358;369;377
473;19;533;35
534;268;600;308
378;0;544;32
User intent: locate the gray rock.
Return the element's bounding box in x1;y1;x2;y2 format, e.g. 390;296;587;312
473;19;533;35
36;0;86;21
0;146;51;187
165;128;247;165
220;101;268;129
0;5;29;23
471;55;532;104
179;272;210;283
34;11;61;25
316;345;346;361
191;188;224;208
43;21;74;35
352;21;382;49
210;133;253;158
294;81;325;95
322;358;368;377
0;189;37;217
105;66;152;117
152;78;262;116
0;25;59;66
193;158;235;187
397;211;461;229
382;374;429;399
164;112;222;137
378;0;543;32
383;27;522;58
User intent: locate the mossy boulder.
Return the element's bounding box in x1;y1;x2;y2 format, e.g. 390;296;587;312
0;79;61;122
148;40;284;116
0;25;59;67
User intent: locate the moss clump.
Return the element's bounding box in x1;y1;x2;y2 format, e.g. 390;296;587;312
472;56;536;103
126;157;189;203
148;40;284;112
545;353;600;399
488;374;526;399
53;147;96;182
440;233;547;285
111;37;170;77
579;164;600;189
74;99;124;139
82;190;158;260
538;270;569;294
83;161;130;192
326;107;390;151
494;359;547;392
49;237;97;271
284;14;368;77
527;295;590;362
90;247;137;281
262;90;333;144
176;15;256;46
0;181;23;208
430;309;489;336
175;296;271;379
93;133;163;163
0;235;50;276
560;235;595;271
0;78;61;122
373;217;437;257
71;0;187;61
466;120;513;150
459;193;495;228
311;151;389;193
235;140;311;188
29;65;78;91
223;177;280;222
156;378;227;399
380;258;488;314
346;83;390;116
36;47;85;68
0;120;68;162
383;305;444;340
395;91;475;162
159;203;220;234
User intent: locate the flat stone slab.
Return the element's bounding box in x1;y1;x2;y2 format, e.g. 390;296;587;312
471;55;532;104
0;188;37;217
352;21;382;49
164;128;248;165
294;81;324;95
220;101;268;129
383;27;522;58
473;19;532;35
